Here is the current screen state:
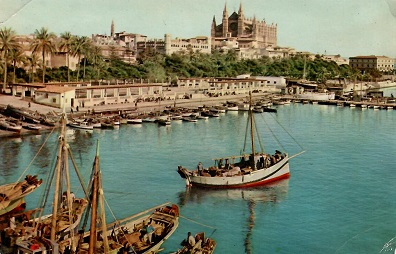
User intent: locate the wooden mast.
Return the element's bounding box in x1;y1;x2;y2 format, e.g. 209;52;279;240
88;141;100;254
50;113;66;241
249;91;256;170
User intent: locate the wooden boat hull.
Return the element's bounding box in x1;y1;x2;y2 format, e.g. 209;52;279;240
68;122;94;130
0;175;42;216
178;157;290;188
109;203;179;254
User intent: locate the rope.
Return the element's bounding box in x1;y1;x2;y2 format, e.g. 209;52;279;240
268;113;305;152
16;126;56;182
180;215;217;229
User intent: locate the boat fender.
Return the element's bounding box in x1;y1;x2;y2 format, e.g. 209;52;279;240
288;88;293;94
30;244;40;250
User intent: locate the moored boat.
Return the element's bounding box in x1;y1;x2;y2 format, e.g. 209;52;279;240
173;232;216;254
4;114;89;252
23;123;42;131
0;119;22;133
0;175;42;217
68;121;94;130
176;92;304;188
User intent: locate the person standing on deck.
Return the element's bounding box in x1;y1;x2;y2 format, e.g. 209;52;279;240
197;162;203;175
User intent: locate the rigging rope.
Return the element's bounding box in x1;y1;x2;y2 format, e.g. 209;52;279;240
180;215;217;229
267;112;305;152
17;126;56;182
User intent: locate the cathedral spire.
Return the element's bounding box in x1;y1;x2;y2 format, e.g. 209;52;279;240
238;2;243;15
223;3;228;17
111;20;114;37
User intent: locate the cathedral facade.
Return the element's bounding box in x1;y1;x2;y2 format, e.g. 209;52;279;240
211;3;278;49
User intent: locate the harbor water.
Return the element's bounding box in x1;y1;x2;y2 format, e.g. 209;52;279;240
1;99;396;253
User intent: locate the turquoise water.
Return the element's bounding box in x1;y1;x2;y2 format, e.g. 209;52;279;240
1;101;396;254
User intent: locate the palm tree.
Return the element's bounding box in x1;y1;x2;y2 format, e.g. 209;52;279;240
30;27;57;84
9;47;27;84
90;45;103;80
82;39;93;81
0;27;19;93
27;54;39;83
59;31;75;82
71;36;89;81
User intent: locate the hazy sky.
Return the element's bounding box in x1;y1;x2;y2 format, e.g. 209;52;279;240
1;0;396;58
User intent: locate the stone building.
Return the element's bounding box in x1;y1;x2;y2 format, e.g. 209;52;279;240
211;3;277;50
136;34;211;56
349;55;395;72
91;21;147;63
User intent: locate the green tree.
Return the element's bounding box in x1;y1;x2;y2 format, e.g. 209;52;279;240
71;36;89;81
27;54;39;83
9;47;26;84
59;32;75;82
0;27;19;93
30;27;57;83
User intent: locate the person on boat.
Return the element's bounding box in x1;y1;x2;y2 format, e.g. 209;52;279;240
259;155;265;169
218;159;223;169
145;218;155;244
197;162;203;175
224;159;230;170
187;232;196;248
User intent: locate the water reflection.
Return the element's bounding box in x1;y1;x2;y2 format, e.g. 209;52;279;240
177;180;289;254
0;138;23;178
177;179;289;206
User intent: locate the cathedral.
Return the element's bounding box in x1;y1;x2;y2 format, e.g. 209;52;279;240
211;3;278;49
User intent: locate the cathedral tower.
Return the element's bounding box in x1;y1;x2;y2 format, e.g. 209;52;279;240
111;20;115;37
237;3;244;37
222;4;228;37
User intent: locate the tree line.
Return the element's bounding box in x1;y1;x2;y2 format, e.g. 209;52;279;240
0;27;384;93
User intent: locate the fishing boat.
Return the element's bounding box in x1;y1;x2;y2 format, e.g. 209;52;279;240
173;232;216;254
108;203;180;254
58;141;123;254
68;121;94;130
4;104;42;124
157;117;171;126
4;114;89;252
177;92;304;188
262;107;277;113
0;119;22;133
23;123;42;131
0;175;42;217
295;90;335;100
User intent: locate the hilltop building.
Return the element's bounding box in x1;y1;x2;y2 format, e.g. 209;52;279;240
136;34;211;56
211;3;277;50
349;55;395;73
91;21;147;63
14;35;79;71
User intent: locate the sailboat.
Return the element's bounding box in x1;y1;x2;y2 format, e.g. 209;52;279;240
0;175;42;218
58;141;123;254
4;113;89;253
177;92;304;188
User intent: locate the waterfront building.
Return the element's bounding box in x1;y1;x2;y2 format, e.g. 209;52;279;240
176;76;281;97
136;34;211;56
11;81;166;109
211;3;277;50
349;55;395;72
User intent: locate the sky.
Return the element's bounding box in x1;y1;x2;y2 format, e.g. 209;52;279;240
1;0;396;58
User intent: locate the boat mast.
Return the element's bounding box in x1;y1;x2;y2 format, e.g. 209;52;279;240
249;92;256;169
50;114;66;241
89;142;100;254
